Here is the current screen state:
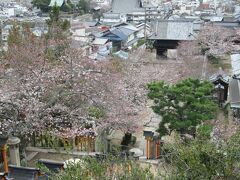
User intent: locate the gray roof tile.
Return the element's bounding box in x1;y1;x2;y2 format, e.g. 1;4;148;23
149;20;196;41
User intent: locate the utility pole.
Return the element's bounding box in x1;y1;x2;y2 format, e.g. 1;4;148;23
144;7;147;40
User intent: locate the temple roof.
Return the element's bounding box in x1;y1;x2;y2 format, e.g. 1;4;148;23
209;67;230;85
148;20;197;41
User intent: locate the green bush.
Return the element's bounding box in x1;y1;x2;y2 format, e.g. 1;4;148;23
49;156;154;180
197;124;213;140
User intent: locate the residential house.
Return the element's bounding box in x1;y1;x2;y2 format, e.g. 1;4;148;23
71;20;105;56
102;0;159;24
111;0;143;15
91;37;112;60
95;23;140;52
101;13;125;25
114;23;140;50
0;2;28;18
71;20;101;46
95;27;127;52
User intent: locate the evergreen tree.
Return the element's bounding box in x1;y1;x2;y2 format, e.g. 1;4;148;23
46;4;70;40
147;78;217;137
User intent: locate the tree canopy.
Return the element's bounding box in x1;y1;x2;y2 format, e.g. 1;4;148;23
147;78;217;137
46;4;70;38
0;9;140;141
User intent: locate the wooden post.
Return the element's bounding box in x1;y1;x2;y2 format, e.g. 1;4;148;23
80;137;83;151
1;145;8;173
83;138;86;151
87;137;89;152
91;138;95;152
155;141;158;159
72;137;75;149
33;132;36;147
149;138;152;159
158;140;161;157
148;139;150;159
155;140;161;159
146;138;151;159
146;139;148;159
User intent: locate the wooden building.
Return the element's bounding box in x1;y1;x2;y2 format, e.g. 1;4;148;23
148;20;202;58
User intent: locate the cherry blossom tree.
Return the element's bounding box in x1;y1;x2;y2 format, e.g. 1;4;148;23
197;24;235;57
177;23;240;60
0;28;140;144
177;41;201;57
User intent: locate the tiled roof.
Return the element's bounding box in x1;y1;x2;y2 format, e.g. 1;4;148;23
92;38;108;45
103;13;120;19
8;165;40;180
110;28;128;41
209;68;229;84
149;20;196;41
96;24;139;42
119;27;135;36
